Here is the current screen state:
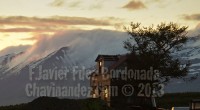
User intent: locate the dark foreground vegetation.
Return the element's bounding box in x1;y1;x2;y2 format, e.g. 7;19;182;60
0;92;200;110
156;92;200;109
0;97;111;110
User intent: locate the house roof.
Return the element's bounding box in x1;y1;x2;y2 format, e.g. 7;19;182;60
95;54;120;62
108;55;127;70
191;99;200;102
95;54;129;70
92;54;135;74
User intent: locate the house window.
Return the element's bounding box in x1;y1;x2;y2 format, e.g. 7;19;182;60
105;87;108;98
92;93;96;98
92;86;98;98
99;61;102;74
99;61;102;66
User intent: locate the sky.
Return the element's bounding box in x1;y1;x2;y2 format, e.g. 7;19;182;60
0;0;200;55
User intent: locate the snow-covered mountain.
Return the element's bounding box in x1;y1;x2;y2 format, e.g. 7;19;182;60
0;52;24;78
0;32;129;105
0;35;200;105
164;36;200;93
0;47;93;105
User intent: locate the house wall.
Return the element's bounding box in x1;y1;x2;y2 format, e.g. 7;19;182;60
92;57;124;107
104;61;116;68
96;59;117;74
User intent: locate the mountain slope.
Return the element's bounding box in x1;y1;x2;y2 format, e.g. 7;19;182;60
0;97;111;110
0;35;200;105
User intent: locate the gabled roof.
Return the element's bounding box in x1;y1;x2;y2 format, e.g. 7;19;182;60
92;54;135;74
95;54;120;62
95;54;129;70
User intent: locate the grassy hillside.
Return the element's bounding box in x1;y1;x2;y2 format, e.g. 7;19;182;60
0;97;111;110
0;92;200;110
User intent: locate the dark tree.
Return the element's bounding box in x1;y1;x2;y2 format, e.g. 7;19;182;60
124;22;190;83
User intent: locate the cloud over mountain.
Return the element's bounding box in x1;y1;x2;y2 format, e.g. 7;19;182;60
188;23;200;37
8;29;128;69
0;45;30;56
